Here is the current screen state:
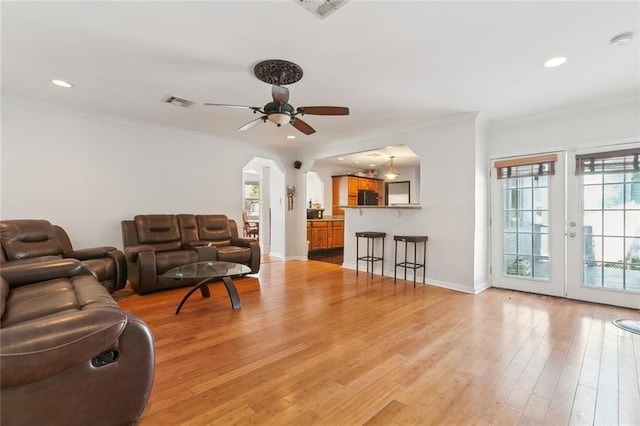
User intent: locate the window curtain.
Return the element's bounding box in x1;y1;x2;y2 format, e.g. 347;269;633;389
495;154;557;180
575;148;640;175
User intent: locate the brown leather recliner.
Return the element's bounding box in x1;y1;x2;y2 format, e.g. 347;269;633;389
0;258;155;425
121;214;260;295
195;214;260;273
0;219;127;294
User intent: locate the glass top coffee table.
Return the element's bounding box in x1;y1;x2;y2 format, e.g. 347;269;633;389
163;261;251;314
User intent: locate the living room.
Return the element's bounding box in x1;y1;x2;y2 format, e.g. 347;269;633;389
2;1;639;424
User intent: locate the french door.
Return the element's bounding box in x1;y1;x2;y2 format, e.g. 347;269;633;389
491;152;566;297
565;146;640;309
491;147;640;309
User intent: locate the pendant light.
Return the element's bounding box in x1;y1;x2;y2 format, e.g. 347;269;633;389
385;156;399;180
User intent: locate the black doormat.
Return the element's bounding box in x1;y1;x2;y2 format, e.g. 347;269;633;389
308;248;344;265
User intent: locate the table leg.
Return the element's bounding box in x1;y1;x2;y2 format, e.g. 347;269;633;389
222;276;242;310
175;276;242;314
175;277;216;315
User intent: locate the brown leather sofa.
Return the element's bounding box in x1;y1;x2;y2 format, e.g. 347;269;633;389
0;258;154;425
0;219;127;294
121;214;260;294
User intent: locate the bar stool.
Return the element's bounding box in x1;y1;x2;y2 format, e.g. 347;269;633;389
355;232;386;276
394;235;428;286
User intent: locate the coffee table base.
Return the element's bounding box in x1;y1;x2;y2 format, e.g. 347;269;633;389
175;276;242;314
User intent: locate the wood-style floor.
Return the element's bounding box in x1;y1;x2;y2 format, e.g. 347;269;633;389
115;259;640;425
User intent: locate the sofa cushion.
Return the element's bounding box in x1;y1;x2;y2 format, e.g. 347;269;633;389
216;246;252;264
1;274;117;328
196;215;232;246
134;215;182;252
0;220;63;261
154;250;200;275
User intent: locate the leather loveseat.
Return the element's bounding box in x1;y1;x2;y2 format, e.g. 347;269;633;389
0;219;127;294
0;258;155;425
121;214;260;294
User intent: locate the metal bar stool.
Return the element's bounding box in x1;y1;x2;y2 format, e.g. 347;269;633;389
394;235;428;286
355;232;386;276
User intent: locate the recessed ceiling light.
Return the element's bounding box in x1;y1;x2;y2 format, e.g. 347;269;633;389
51;79;74;88
544;57;567;68
369;163;376;167
287;135;296;139
610;32;633;46
337;157;344;161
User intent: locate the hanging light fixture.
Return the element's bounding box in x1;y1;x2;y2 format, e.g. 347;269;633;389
385;156;399;180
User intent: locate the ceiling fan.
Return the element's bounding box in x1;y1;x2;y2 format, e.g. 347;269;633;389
204;59;349;135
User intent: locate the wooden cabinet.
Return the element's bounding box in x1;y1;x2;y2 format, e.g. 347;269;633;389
332;175;384;215
307;220;344;251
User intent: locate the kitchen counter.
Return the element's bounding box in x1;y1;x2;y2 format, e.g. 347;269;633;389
307;217;345;222
337;205;422;210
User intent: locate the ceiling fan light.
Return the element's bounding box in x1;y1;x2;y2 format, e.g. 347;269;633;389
267;112;291;126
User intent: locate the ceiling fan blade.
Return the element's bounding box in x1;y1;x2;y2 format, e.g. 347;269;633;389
204;103;262;112
271;85;289;104
296;106;350;116
290;117;316;135
238;116;266;131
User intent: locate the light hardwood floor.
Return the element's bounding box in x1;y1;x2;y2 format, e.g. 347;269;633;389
116;260;640;425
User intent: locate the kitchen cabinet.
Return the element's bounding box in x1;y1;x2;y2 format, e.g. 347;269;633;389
332;175;384;216
307;220;344;251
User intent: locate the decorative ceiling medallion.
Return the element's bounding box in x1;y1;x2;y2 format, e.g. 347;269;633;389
253;60;303;86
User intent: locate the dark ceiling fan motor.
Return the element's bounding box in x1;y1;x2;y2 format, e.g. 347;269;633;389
204;59;349;135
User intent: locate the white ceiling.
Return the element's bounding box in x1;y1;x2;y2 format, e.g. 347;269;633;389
2;1;638;158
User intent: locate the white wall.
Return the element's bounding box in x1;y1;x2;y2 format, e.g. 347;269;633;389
1;97;284;251
487;96;640;158
302;113;484;293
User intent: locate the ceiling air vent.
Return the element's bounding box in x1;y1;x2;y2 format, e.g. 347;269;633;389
295;0;349;19
164;96;194;108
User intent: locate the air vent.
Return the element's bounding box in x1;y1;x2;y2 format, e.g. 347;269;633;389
164;96;194;107
295;0;349;19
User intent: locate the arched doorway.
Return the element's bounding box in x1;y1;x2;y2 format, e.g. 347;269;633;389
242;157;285;259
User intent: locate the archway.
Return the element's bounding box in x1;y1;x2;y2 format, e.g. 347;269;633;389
242;157;285;258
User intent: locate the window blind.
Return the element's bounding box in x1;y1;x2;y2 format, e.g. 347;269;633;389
575;148;640;175
495;154;557;179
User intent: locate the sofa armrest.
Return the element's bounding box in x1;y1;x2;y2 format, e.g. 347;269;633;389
124;245;155;263
0;308;128;387
65;246;117;260
230;238;260;273
0;259;84;288
230;237;257;248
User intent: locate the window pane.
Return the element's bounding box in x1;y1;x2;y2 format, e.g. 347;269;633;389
503;189;517;210
518;211;533;233
534;233;549;257
626;182;640;205
503;211;518;232
533;187;548;209
534;211;549;230
518;233;533;255
603;236;624;263
584;174;602;185
604;184;624;209
625;237;640;264
536;175;549;187
584;185;602;209
625;264;640;292
603;211;624;236
520;188;533;210
503;233;517;255
627;211;640;237
589;236;602;262
604;173;624;184
584;262;602;287
518;176;533;188
583;211;602;235
533;257;549;279
603;264;624;289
